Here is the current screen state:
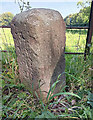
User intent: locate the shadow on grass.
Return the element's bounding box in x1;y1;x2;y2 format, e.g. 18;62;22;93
66;29;88;35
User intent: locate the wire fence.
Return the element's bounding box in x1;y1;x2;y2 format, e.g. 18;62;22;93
65;28;88;54
0;1;93;59
0;26;88;55
0;1;93;58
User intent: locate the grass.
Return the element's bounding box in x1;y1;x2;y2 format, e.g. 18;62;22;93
65;29;87;52
1;28;93;119
0;28;14;50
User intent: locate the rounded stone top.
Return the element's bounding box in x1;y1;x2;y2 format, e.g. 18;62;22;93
12;8;64;24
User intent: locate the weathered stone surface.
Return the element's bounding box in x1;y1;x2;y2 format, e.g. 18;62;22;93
11;8;66;100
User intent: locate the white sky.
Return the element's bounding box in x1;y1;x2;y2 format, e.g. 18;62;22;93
0;0;84;2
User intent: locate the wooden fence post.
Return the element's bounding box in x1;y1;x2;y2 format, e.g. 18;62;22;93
84;1;93;60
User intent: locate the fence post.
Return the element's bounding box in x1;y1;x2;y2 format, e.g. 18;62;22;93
84;1;93;60
92;45;93;93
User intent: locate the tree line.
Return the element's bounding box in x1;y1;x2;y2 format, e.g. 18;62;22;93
0;12;14;26
64;6;90;26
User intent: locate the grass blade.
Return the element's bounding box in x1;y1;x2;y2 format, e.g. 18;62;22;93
49;92;81;101
46;80;60;101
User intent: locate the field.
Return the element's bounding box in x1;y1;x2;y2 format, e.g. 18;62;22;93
0;28;87;52
0;28;93;119
0;28;14;50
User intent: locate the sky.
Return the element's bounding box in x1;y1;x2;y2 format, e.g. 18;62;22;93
0;0;82;18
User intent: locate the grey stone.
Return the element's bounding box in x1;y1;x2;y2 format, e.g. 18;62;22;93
11;8;66;101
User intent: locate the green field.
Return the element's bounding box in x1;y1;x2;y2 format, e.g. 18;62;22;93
66;29;87;52
0;28;87;53
0;28;14;50
1;28;93;119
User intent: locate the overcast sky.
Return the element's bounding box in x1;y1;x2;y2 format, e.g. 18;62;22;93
0;0;80;2
0;0;82;18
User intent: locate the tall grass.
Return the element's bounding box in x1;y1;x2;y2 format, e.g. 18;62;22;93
1;28;93;119
65;29;87;52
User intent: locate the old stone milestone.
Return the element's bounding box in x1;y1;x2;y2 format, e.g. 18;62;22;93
11;8;66;101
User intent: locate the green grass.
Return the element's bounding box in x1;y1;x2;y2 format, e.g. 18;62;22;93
65;29;87;52
1;28;93;119
0;28;14;50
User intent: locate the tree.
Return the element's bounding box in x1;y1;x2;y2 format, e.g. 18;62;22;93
0;12;14;26
77;0;91;8
64;1;91;26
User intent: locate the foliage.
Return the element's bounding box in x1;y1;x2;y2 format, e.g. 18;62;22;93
91;36;93;93
0;12;14;26
64;0;91;26
87;92;93;107
0;0;31;27
15;0;31;12
77;0;91;8
64;6;90;26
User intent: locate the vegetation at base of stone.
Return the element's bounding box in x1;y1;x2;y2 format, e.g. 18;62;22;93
1;29;93;119
0;12;14;26
64;0;91;26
